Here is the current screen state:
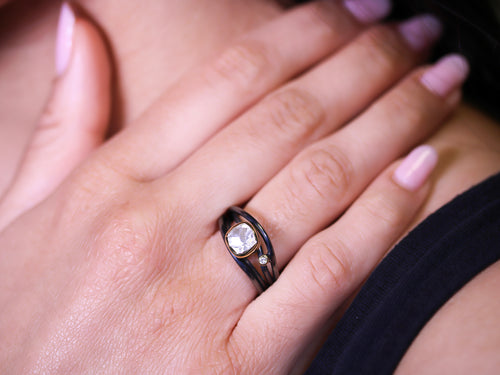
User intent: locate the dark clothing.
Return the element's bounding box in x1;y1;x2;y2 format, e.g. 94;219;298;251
306;172;500;375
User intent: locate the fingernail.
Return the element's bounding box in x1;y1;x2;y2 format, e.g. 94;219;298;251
55;2;76;76
344;0;391;24
393;145;438;191
421;54;470;97
399;14;442;51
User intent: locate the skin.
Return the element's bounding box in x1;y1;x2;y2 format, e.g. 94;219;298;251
0;0;499;373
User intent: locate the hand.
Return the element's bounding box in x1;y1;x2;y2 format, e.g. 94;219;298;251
0;2;466;373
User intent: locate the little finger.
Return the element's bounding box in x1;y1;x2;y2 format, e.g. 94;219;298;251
229;145;438;375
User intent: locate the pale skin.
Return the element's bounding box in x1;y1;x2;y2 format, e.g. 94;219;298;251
0;0;499;374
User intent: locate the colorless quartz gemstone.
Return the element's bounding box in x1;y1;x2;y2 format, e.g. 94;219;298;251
227;223;257;255
258;255;269;265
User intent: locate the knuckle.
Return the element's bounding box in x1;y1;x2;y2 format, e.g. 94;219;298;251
361;191;406;231
206;42;270;89
89;196;167;284
361;25;411;73
31;102;64;149
306;238;353;293
281;170;314;224
293;146;353;203
62;160;128;207
261;88;325;143
376;88;425;128
300;1;337;34
37;100;62;131
295;1;358;44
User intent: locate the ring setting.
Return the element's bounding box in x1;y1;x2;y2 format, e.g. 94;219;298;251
226;222;258;258
219;207;278;294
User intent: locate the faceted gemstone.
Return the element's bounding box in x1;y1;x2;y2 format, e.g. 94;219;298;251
258;255;269;265
227;223;257;255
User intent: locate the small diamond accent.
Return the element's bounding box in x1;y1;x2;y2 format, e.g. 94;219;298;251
227;223;257;256
258;255;269;265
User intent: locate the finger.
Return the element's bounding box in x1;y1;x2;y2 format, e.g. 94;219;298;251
162;15;443;229
202;54;467;304
0;3;111;229
103;0;391;180
242;54;469;269
230;146;438;374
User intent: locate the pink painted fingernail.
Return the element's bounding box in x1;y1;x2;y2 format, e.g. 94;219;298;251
344;0;392;23
55;2;75;76
399;14;442;51
421;54;470;97
393;145;438;191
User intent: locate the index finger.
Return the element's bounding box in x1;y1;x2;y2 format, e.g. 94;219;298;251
104;0;390;181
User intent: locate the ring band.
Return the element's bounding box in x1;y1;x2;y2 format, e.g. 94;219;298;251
219;206;279;294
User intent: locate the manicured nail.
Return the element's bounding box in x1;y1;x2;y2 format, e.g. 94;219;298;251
393;145;438;191
55;2;75;76
344;0;391;23
399;14;442;51
421;54;470;97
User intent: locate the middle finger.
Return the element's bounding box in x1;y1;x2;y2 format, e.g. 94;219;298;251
243;55;468;270
160;15;442;229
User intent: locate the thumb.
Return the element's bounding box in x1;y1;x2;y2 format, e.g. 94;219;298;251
0;2;111;228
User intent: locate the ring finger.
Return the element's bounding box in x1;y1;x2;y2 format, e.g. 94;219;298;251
231;149;439;374
199;54;468;304
243;54;468;271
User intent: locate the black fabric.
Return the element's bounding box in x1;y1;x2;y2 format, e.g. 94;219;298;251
306;172;500;375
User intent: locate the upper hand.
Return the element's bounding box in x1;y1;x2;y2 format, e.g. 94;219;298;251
0;2;470;373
